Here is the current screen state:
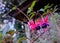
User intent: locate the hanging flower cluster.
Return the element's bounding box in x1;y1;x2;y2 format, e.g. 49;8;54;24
27;1;58;32
28;15;49;32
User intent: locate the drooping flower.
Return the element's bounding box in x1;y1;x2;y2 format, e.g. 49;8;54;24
44;15;49;25
42;15;49;32
28;19;36;31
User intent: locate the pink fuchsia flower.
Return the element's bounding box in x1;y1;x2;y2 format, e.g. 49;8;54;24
28;19;36;31
42;15;49;32
28;15;49;32
44;15;49;24
36;19;43;26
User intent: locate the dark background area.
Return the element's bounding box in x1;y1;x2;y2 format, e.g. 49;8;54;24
8;0;60;23
34;0;60;11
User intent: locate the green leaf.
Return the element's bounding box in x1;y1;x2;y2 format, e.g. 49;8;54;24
30;12;35;19
0;33;2;38
50;4;54;8
44;4;49;11
44;4;54;11
6;30;15;35
0;32;2;41
27;8;31;14
46;9;50;13
18;36;26;43
12;6;16;10
27;1;36;14
29;1;36;10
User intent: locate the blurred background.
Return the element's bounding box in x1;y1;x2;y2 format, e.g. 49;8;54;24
0;0;60;43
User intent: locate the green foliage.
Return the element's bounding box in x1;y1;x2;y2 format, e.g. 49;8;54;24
29;1;36;10
0;32;2;38
43;4;54;15
12;6;16;10
37;4;54;16
6;30;15;36
0;40;3;43
0;32;2;42
29;12;35;19
27;0;36;14
44;4;50;11
44;4;54;11
18;36;26;43
27;0;36;19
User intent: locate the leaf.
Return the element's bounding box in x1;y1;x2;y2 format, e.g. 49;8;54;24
50;4;54;8
27;8;31;14
46;9;50;13
0;32;2;41
12;6;16;10
30;12;35;19
0;33;2;38
44;4;54;12
53;5;58;13
27;1;36;14
18;36;26;43
29;1;36;10
6;30;15;36
44;4;49;11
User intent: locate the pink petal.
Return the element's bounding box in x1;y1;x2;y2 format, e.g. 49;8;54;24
36;19;43;26
28;19;36;30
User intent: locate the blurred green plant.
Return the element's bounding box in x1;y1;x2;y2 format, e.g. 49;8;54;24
43;4;54;16
0;32;2;43
37;4;54;16
27;0;36;19
0;40;3;43
27;0;36;14
18;36;26;43
6;30;15;36
12;6;16;10
44;4;54;11
0;33;2;38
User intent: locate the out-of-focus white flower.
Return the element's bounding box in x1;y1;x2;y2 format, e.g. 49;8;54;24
3;20;9;24
0;2;5;14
